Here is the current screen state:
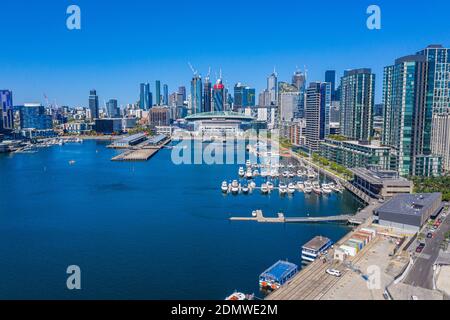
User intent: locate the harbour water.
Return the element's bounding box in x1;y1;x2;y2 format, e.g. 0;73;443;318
0;140;362;299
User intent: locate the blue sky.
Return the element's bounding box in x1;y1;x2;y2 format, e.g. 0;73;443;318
1;0;449;107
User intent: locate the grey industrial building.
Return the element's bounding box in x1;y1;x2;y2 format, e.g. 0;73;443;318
374;193;442;232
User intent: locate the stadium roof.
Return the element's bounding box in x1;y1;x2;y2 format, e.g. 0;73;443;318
185;111;255;122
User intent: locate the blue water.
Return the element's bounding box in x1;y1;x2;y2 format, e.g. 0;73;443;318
0;141;362;300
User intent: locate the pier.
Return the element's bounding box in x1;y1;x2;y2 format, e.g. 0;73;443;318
111;136;171;162
230;210;356;224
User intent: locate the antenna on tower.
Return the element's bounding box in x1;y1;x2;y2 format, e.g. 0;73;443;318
304;65;309;81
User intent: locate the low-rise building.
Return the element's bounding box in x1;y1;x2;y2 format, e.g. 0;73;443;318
320;138;391;170
111;133;147;148
94;118;123;135
374;193;442;232
351;167;414;200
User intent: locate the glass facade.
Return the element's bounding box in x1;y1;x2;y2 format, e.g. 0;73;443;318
0;90;14;131
19;104;53;130
89;90;99;120
190;75;203;114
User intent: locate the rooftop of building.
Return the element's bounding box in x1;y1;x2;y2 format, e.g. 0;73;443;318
351;167;413;186
376;193;442;217
303;236;332;251
260;260;298;281
114;133;147;144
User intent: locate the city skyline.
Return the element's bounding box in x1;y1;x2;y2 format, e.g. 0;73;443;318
1;0;450;107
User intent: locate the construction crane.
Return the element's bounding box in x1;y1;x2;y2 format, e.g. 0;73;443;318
188;62;198;77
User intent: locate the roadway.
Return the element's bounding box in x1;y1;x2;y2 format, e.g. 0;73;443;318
403;211;450;290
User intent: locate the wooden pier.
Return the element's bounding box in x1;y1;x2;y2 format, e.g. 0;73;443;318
111;137;171;162
230;210;354;224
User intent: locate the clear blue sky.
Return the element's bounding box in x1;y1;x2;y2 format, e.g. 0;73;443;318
1;0;449;107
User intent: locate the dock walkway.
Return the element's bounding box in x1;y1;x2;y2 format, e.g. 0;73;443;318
230;210;355;224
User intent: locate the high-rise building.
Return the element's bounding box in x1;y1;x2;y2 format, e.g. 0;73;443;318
234;83;256;110
203;76;212;113
325;70;337;101
340;69;375;141
292;70;306;92
213;78;226;112
417;45;450;172
155;81;161;106
190;75;203;114
106;99;120;118
19;104;53;130
163;84;169;106
178;86;187;101
383;53;443;177
0;90;14;132
305;82;332;151
149;107;170;126
140;83;152;110
89;90;99;120
279;92;300;123
267;70;278;105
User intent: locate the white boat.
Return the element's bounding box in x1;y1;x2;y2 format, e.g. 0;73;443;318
261;183;269;194
288;172;295;178
288;183;296;194
249;181;257;189
246;160;252;167
322;183;333;195
261;171;268;178
246;169;253;179
69;160;76;165
242;184;249;194
308;171;317;180
297;170;303;177
267;182;275;191
226;292;247;301
297;182;305;192
279;183;288;195
288;164;295;169
304;181;313;194
312;182;322;195
231;180;239;194
253;169;260;177
282;171;289;178
238;167;245;177
221;181;229;193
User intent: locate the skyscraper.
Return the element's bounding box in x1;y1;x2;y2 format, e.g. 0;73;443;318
106;99;120;118
325;70;336;100
89;90;99;120
140;83;152;110
178;86;187;101
0;90;14;132
279;92;300;123
292;70;306;92
203;76;212;113
163;84;169;106
305;82;332;151
155;80;161;106
340;69;375;141
213;78;225;112
267;70;278;105
417;45;450;172
190;75;203;114
19;104;53;130
234;83;256;110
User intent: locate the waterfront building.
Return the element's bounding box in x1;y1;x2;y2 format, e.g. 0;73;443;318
190;74;203;114
0;90;14;132
106;99;120;118
320;138;391;170
62;122;91;134
140;83;152;110
340;69;375;141
351;167;414;200
374;193;442;233
112;133;147;148
305;82;332;152
417;45;450;172
382;53;442;177
149;107;170;126
289;119;306;147
301;236;333;263
155;81;161;106
94;118;122;135
89;90;100;120
267;70;278;106
325;70;337;101
19;104;53;130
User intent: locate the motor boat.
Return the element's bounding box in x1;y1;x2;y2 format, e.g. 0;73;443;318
261;183;269;194
296;182;305;192
322;183;333;195
221;181;229;193
279;183;288;196
238;167;245;178
267;181;275;191
242;184;250;194
288;183;296;194
312;182;322;195
231;180;240;194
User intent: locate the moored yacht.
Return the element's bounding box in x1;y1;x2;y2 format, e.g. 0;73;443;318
238;167;245;177
322;183;333;195
231;180;240;194
267;181;275;191
261;183;269;194
288;183;296;194
221;181;229;193
312;182;322;195
297;182;305;192
279;183;288;196
242;184;250;194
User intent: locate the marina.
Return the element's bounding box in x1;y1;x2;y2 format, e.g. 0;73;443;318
0;140;361;299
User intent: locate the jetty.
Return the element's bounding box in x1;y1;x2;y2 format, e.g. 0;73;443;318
111;135;171;162
230;210;356;224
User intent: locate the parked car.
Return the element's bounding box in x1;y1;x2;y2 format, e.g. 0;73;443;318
416;243;426;253
326;269;342;277
427;233;433;239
